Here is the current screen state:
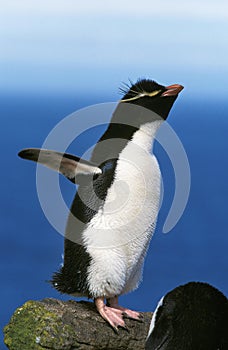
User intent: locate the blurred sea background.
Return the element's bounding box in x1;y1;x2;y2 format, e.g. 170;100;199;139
1;1;228;348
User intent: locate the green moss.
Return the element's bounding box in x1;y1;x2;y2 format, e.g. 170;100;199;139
4;301;76;350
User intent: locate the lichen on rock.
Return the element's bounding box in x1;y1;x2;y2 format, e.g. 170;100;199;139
4;298;152;350
4;300;75;350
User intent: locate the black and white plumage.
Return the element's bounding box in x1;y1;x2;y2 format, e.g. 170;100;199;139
18;79;183;330
146;282;228;350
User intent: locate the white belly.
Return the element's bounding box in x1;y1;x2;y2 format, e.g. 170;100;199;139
83;125;161;298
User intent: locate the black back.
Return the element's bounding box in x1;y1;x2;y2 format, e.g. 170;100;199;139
51;79;180;296
146;282;228;350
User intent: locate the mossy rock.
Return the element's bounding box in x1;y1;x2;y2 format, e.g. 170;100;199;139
4;300;75;350
4;298;152;350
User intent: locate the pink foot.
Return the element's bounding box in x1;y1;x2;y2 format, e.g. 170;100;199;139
95;297;127;331
107;296;143;321
111;305;142;320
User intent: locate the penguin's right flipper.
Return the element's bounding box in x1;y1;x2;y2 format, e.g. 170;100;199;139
18;148;102;184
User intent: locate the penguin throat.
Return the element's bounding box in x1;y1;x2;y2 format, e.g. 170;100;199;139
131;121;162;152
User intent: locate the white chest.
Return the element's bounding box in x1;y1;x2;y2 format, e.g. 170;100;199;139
83;122;161;297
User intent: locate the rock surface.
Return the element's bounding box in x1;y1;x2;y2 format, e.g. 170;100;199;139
4;299;152;350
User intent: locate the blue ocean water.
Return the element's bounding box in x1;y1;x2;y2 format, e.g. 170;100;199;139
1;93;228;348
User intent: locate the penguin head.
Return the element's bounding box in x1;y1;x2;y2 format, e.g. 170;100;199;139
146;282;228;350
120;79;184;120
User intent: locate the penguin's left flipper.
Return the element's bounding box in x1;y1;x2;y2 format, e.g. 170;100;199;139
18;148;102;184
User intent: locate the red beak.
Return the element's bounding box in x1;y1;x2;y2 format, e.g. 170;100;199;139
162;84;184;97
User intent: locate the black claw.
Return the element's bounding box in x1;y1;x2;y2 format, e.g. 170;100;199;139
138;313;144;321
118;323;129;332
122;312;144;322
112;325;119;334
123;325;130;333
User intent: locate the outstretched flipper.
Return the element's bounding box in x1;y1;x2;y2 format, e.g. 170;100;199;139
18;148;102;184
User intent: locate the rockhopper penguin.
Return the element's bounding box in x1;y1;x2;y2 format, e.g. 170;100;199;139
146;282;228;349
18;79;183;330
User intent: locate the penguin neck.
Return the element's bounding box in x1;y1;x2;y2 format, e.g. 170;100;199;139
90;120;162;165
131;120;162;153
